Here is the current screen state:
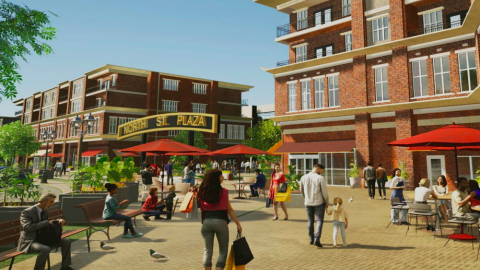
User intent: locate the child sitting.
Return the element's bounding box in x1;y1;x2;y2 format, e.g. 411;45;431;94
164;185;177;220
142;187;165;221
326;197;348;247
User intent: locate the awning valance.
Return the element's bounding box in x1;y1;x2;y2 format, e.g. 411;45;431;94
81;149;105;157
267;141;282;156
275;140;355;154
39;153;63;158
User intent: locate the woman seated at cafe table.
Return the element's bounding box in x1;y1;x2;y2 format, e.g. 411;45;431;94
433;175;450;222
414;178;438;231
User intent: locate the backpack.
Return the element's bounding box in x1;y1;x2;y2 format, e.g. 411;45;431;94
36;222;62;246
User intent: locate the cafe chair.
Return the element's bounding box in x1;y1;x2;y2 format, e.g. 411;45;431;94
386;197;408;228
405;203;442;239
443;209;478;250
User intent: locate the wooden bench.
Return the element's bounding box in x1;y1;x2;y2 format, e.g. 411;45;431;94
75;199;142;250
0;209;88;270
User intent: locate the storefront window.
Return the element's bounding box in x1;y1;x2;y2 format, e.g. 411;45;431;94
458;156;480;180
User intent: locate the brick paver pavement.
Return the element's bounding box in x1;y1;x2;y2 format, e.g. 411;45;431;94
5;185;480;270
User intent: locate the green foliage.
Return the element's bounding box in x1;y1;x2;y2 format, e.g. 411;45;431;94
0;121;41;165
243;120;281;151
348;162;360;178
475;166;480;185
205;160;213;173
0;1;57;102
284;165;302;191
256;154;277;172
172;131;208;149
398;161;410;180
27;160;33;169
0;166;40;205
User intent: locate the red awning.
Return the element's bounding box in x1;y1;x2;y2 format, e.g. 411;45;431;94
275;140;356;153
81;149;104;157
38;153;63;157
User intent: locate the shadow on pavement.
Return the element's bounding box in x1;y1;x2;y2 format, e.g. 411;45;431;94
342;243;416;250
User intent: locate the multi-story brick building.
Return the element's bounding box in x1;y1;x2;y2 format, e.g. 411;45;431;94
256;0;480;189
13;64;253;168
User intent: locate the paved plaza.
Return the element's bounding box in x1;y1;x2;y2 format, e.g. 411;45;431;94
4;184;480;270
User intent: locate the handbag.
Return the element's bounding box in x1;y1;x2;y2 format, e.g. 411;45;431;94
233;232;254;266
277;182;288;193
265;198;273;208
179;192;195;213
275;186;291;202
225;245;245;270
36;222;62;246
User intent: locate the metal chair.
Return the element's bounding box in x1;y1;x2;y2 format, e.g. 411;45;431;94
406;203;442;239
443;209;478;250
386;197;408;228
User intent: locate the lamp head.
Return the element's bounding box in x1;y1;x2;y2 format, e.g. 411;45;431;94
85;113;95;127
72;115;82;129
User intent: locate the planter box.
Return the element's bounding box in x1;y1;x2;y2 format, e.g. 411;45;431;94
59;193;108;224
39;169;54;180
0;202;60;223
123;182;139;203
116;186;131;203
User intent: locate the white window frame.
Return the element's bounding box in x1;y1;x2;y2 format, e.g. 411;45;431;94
119;117;127;126
233;125;239;139
71;100;82;113
162;100;179;112
227;125;233;139
314;77;325;109
112;74;116;86
433;56;451;95
288;82;297;112
239;125;245;140
342;0;351;16
301;80;311;110
193;83;207;94
372;16;389;43
192;103;207;113
297;9;308;30
345;33;352;51
219;124;225;139
163;79;179;91
423;10;443;34
426;155;446;183
412;59;429;97
458;51;478;92
109;116;118;134
50;107;55;118
168;130;180;137
374;66;389;102
296;45;307;63
95;117;100;134
328;75;339;107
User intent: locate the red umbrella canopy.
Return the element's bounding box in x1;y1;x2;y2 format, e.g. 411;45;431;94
408;146;480;151
119;152;159;157
119;139;205;154
211;144;269;156
165;151;212;156
388;124;480;147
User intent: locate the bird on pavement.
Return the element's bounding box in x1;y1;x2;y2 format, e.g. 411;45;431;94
348;196;353;203
100;241;115;251
149;248;168;262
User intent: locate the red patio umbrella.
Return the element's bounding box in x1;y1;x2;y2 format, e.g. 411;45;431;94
211;144;270;199
119;152;160;157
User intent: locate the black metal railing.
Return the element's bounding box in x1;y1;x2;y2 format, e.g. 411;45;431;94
277;5;351;38
33;104;40;110
277;46;350;67
86;80;116;94
57;113;66;117
59;95;68;102
15;110;22;116
407;21;461;37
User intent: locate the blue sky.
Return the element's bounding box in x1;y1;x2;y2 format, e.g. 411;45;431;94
0;0;287;116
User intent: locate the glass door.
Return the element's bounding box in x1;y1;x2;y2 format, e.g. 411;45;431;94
427;155;446;189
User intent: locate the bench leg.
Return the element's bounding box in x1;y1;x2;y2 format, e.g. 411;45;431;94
9;257;15;270
87;228;91;253
47;254;51;270
133;216;137;227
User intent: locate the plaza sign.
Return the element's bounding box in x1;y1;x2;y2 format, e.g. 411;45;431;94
117;113;219;140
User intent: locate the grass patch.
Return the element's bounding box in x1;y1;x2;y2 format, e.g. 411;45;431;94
0;225;93;269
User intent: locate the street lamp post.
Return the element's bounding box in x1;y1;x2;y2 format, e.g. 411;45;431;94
41;129;56;184
71;113;96;168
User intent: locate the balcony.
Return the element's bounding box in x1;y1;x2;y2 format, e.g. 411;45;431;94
15;110;22;116
84;103;105;111
407;21;461;37
86;80;116;95
33;104;40;110
277;45;351;67
276;5;351;43
59;95;68;103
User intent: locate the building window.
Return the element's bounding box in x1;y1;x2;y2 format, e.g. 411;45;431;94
71;100;82;113
372;16;389;43
162;100;179;112
52;92;56;102
95;117;100;134
73;81;83;95
219;124;225;139
104;80;111;90
301;80;311;110
24;114;31;124
227;125;233;139
112;74;116;86
128;118;135;122
314;7;332;26
42;109;49;120
374;67;389;102
297;9;308;30
239;125;245;140
412;60;429;97
163;79;179;91
168;130;179;137
193;83;207;94
345;33;352;51
314;77;325;109
192;103;207;113
119;117;127;126
109;117;118;134
50;107;55;118
315;44;333;58
328;76;339;107
433;56;451;95
233;125;239;139
25;99;31;109
423;10;443;33
342;0;351;16
458;51;478;92
296;45;307;63
288;83;297;112
44;93;49;104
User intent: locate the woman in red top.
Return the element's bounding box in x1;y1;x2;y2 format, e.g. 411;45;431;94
469;180;480;213
269;163;289;221
142;187;166;221
198;170;242;270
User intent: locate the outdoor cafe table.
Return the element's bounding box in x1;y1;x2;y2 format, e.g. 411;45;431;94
230;181;255;199
431;194;452;231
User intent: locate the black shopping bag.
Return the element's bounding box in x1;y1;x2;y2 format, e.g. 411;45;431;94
233;233;254;266
266;198;272;208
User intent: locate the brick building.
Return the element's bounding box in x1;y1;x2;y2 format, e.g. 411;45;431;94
256;0;480;189
13;64;253;168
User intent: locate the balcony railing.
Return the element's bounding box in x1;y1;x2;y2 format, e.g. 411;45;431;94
277;45;351;67
86;80;116;94
277;5;351;38
84;104;105;111
407;21;461;37
15;110;22;116
59;95;68;103
33;104;40;110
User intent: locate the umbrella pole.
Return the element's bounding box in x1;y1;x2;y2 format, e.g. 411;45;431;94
454;146;459;182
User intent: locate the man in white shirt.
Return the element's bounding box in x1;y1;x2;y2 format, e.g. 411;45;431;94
299;164;329;248
245;161;250;173
212;160;219;170
240;161;245;173
54;160;63;177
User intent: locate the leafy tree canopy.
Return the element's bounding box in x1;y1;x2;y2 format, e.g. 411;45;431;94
172;131;208;150
0;0;57;102
0;121;41;163
243;119;281;151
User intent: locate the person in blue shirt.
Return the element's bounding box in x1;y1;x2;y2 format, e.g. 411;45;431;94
249;169;266;197
165;160;174;185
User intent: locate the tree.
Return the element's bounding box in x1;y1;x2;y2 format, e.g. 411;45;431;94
243;119;281;151
0;1;57;102
172;131;208;150
0;121;40;165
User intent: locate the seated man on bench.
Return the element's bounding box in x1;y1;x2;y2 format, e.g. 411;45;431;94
249;169;266;198
18;193;73;270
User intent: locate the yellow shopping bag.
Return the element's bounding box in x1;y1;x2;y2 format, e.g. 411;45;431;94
225;245;246;270
275;186;291;202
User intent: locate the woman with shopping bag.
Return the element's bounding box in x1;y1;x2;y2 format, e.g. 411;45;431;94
198;169;242;270
268;163;289;221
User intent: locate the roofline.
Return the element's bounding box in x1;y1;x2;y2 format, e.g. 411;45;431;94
12;98;24;106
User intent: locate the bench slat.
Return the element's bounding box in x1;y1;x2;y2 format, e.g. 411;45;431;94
61;228;88;238
0;235;20;247
0;220;20;231
0;249;24;262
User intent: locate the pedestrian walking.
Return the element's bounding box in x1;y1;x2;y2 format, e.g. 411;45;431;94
269;163;289;221
375;163;387;200
62;160;67;176
165;160;174;186
241;161;245;173
299;164;328;247
363;162;376;200
326;197;348;247
251;160;256;171
54;160;63;177
245;161;250;174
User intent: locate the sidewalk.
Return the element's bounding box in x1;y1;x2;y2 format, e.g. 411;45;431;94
4;186;479;269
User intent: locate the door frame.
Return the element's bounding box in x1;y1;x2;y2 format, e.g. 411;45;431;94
426;155;446;187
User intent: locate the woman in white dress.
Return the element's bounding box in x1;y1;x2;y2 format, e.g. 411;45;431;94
433;175;450;222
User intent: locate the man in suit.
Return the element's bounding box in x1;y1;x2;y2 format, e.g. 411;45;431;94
18;193;72;270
